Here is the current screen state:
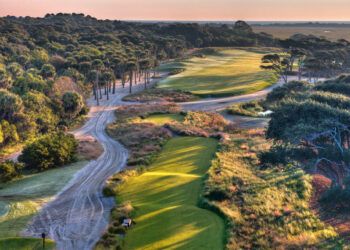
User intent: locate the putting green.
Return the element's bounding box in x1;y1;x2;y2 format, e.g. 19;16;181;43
119;137;224;250
157;48;278;97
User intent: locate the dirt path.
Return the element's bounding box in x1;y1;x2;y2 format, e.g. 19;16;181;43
180;76;302;111
23;79;160;249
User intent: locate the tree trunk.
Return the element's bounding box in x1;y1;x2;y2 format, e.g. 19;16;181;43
95;72;100;106
121;71;125;88
106;83;109;100
129;71;133;93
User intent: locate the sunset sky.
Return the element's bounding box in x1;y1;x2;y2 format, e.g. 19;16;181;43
1;0;350;21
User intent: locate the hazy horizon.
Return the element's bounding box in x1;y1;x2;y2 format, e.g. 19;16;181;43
1;0;350;22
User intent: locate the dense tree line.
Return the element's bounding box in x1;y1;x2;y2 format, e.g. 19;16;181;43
0;14;276;153
18;132;77;171
261;76;350;208
261;34;350;82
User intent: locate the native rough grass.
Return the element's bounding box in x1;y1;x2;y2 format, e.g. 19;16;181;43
204;130;339;249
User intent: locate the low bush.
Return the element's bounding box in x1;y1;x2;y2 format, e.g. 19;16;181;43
108;122;172;166
320;177;350;211
95;201;133;249
19;132;78;171
228;101;264;117
183;111;228;132
165;123;209;137
0;160;23;182
102;185;117;197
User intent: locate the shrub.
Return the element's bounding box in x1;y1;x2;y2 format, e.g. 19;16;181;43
0;89;23;122
264;81;310;105
258;145;289;166
62;91;84;119
19;132;77;171
205;188;230;201
320;177;350;211
183;111;228;132
0;160;23;182
103;185;116;197
228;101;264;117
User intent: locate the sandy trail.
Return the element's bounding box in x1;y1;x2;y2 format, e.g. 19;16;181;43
23;79;159;250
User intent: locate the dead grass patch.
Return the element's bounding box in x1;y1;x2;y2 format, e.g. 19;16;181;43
77;137;104;160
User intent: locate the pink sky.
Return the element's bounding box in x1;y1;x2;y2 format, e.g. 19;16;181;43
1;0;350;21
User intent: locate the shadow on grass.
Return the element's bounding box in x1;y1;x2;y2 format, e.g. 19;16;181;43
120;137;224;250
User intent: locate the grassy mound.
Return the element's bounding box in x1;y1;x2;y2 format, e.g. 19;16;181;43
0;237;55;250
157;48;278;97
118;137;224;250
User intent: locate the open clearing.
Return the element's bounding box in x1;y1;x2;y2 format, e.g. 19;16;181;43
157;48;278;97
118;137;224;250
0;237;55;250
0;161;87;238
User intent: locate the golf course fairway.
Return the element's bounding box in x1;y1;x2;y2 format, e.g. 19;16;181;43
118;137;224;250
157;48;278;97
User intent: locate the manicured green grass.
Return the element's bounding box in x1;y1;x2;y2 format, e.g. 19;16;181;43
118;137;224;250
157;48;278;97
0;237;55;250
140;113;184;125
0;161;87;238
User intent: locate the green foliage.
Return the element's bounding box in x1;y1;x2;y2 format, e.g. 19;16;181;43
0;120;19;145
19;132;77;171
62;91;84;118
265;80;310;105
0;161;23;183
22;91;59;133
0;89;23;121
31;49;49;68
228;101;264;117
320;176;350;212
40;63;56;78
12;72;46;95
267;99;350;141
